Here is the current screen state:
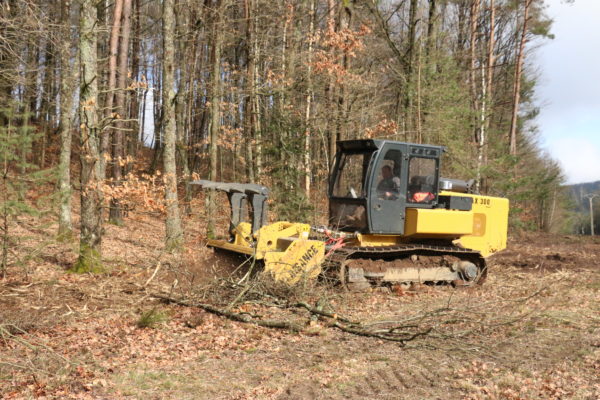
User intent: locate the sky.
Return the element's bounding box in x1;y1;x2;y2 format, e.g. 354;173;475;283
535;0;600;184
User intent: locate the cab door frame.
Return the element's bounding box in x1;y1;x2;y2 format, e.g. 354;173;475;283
368;142;409;234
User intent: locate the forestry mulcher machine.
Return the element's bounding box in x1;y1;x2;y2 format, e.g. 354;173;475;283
193;139;509;290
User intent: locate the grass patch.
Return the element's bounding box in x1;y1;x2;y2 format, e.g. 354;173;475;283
116;369;180;396
137;308;169;329
113;365;218;399
586;281;600;290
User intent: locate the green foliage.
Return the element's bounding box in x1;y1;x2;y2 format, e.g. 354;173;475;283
263;114;314;223
529;2;554;39
0;105;39;205
0;102;53;274
489;136;568;233
273;189;314;223
419;54;478;180
137;308;169;329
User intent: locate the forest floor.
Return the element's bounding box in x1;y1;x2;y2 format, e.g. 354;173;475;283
1;207;599;399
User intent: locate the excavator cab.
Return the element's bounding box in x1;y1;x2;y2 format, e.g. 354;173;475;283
329;139;442;235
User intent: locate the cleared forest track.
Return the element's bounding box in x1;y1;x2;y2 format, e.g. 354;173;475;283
343;365;437;399
280;362;440;400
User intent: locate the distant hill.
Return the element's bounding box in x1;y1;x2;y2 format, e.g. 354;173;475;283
566;181;600;234
568;181;600;211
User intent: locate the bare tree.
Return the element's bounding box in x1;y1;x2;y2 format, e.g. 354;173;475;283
206;0;224;238
584;194;598;236
303;0;316;195
243;0;256;182
73;0;103;272
100;0;123;183
509;0;532;156
109;0;132;224
57;0;77;239
162;0;183;250
476;0;496;192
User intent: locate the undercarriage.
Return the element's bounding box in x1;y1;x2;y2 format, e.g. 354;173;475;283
323;244;486;291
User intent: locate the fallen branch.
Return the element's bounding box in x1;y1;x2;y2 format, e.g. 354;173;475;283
291;301;432;344
152;293;303;332
153;293;434;344
144;261;162;287
332;321;433;344
292;301;357;324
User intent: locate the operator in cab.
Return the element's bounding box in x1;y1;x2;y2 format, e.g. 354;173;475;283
377;165;401;199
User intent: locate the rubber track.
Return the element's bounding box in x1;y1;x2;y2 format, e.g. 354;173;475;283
323;243;487;283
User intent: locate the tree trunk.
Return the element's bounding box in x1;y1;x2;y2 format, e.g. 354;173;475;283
303;0;316;196
415;43;422;143
109;0;132;224
253;22;262;180
509;0;531;156
149;70;163;174
58;0;76;239
207;0;223;238
277;1;295;172
469;0;480;143
127;0;142;171
162;0;183;250
334;5;351;145
327;0;336;165
476;0;495;192
468;0;480;186
73;0;103;273
38;37;54;169
456;1;468;57
101;0;123;182
243;0;255;182
425;0;437;71
404;0;419;138
175;4;193;215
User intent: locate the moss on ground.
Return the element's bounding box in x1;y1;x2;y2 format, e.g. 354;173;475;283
70;244;104;273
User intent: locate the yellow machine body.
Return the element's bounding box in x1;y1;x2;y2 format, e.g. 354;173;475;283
325;193;508;258
446;192;509;257
263;239;325;284
208;191;507;283
198;138;510;287
403;192;509;257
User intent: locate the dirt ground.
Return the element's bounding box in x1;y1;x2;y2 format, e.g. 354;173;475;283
1;213;599;399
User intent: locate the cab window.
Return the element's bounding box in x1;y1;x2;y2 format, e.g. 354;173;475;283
332;151;372;198
373;149;402;200
407;157;437;204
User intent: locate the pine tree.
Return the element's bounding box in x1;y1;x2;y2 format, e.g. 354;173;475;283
0;104;47;277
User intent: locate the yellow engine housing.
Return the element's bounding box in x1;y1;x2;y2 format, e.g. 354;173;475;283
341;192;509;258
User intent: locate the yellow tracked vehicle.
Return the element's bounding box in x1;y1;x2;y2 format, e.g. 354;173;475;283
193;139;509;289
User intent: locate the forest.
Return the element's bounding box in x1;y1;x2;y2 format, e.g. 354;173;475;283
0;0;571;270
1;1;599;399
